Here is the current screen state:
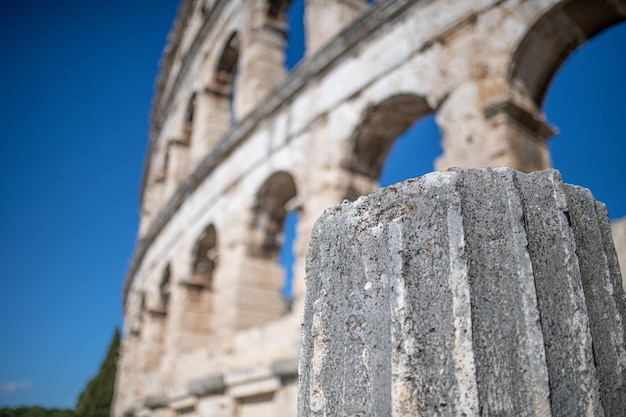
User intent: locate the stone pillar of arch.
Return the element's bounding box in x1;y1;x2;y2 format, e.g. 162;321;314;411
234;254;287;329
163;139;191;201
139;139;171;237
139;179;163;237
146;257;216;390
207;244;285;334
140;266;172;375
305;0;369;57
236;0;291;119
140;307;167;374
435;79;555;173
173;225;218;352
189;88;231;165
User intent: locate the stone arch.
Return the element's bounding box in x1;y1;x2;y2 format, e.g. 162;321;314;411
157;135;191;203
249;171;298;259
459;0;626;174
344;93;433;199
434;0;625;174
509;0;626;105
535;21;626;221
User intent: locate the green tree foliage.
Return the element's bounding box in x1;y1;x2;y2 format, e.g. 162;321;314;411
75;329;120;417
0;407;75;417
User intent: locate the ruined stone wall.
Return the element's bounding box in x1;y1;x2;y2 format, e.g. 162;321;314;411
113;1;626;416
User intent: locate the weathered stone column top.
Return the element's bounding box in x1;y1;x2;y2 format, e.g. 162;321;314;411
299;168;626;417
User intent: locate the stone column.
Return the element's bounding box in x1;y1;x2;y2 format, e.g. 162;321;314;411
299;168;626;417
189;89;230;166
239;27;287;117
305;0;368;57
163;139;190;201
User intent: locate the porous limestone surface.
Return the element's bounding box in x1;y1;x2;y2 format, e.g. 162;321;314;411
300;168;626;417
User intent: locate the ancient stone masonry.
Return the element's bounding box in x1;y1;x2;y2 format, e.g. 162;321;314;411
113;0;626;416
300;168;626;417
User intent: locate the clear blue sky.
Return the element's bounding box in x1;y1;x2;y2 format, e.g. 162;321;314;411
0;0;624;409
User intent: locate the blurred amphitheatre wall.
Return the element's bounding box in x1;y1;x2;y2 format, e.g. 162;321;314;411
112;0;626;416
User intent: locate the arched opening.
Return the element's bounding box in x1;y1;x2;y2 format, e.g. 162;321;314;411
215;33;240;87
345;94;435;199
379;115;443;187
487;0;626;175
539;21;626;293
191;224;218;288
542;22;626;220
249;171;297;260
510;0;625;106
215;32;240;123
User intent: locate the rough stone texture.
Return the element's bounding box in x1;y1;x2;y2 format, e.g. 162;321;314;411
113;0;626;416
564;186;626;415
299;168;626;417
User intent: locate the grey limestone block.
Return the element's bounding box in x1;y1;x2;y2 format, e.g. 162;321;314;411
298;168;626;417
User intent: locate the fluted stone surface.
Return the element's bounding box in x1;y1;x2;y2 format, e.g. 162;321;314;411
299;168;626;417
